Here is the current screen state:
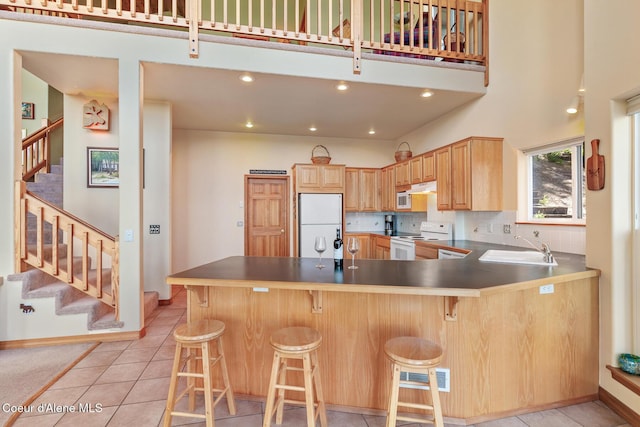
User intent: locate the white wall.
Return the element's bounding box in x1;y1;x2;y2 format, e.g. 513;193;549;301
584;0;640;412
143;102;172;300
64;95;120;236
396;0;586;253
171;130;392;272
21;70;48;136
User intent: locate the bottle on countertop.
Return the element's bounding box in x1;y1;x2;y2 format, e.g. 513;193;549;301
333;228;343;270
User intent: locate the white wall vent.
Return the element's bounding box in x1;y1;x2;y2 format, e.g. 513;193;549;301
399;368;450;392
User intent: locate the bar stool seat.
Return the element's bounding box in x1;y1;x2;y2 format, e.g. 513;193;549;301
384;336;444;427
263;326;327;427
164;319;236;427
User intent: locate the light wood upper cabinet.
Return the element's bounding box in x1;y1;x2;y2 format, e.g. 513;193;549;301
435;146;452;210
394;160;411;188
293;164;345;193
410;157;423;184
345;168;359;211
422;152;436;181
381;165;396;211
360;168;381;211
345;168;381;212
437;137;503;211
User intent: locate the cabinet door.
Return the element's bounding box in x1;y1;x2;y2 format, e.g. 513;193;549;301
410;157;423;183
295;164;322;190
321;165;345;190
422;152;436;181
435;147;452;210
451;140;472;210
345;234;370;259
395;161;410;187
359;169;381;211
381;166;396;211
344;168;359;211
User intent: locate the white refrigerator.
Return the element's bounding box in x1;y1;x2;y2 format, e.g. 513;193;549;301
298;193;343;257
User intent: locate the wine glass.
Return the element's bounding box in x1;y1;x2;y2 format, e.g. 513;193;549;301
347;237;359;270
314;236;327;269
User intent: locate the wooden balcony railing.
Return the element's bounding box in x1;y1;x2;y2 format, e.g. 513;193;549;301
14;180;120;319
21;117;63;182
1;0;487;80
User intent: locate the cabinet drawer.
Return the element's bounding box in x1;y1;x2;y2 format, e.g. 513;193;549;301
415;245;438;259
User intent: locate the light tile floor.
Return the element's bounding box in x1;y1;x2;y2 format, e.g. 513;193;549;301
10;288;632;427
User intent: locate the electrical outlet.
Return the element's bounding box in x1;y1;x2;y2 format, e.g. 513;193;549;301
540;284;554;294
503;224;511;234
149;225;160;234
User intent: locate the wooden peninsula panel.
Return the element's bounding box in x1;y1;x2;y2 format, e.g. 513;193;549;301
173;256;599;423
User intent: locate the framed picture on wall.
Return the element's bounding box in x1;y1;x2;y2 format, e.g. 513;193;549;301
87;147;119;188
21;102;34;120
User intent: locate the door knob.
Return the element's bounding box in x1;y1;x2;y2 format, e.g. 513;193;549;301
280;229;285;233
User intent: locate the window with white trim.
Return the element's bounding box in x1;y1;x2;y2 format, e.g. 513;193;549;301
630;94;640;354
523;138;586;223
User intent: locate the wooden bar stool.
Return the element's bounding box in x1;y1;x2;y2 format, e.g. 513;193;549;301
384;336;444;427
164;319;236;427
263;326;327;427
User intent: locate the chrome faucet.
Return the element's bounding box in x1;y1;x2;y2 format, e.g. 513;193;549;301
514;235;555;264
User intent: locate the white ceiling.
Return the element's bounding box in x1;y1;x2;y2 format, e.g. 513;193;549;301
20;50;483;140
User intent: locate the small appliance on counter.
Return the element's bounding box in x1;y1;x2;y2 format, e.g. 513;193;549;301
384;214;396;235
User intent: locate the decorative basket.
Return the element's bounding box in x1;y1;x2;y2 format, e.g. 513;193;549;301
394;142;413;162
619;353;640;375
311;145;331;164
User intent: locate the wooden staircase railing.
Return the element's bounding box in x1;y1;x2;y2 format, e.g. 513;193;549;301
14;180;120;320
22;117;63;182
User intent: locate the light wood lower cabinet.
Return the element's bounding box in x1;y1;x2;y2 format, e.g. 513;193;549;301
344;233;371;259
374;235;390;259
415;243;438;260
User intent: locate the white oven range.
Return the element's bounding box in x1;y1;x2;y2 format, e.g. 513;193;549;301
390;222;453;260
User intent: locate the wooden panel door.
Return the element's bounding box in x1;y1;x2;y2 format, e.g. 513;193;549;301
245;176;289;256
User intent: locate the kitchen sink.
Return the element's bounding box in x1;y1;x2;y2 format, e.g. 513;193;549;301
478;250;558;266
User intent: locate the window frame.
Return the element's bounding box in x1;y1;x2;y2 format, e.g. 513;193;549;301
632;110;640;354
522;137;586;225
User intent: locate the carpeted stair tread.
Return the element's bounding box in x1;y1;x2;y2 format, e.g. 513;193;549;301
90;311;124;330
25;282;69;298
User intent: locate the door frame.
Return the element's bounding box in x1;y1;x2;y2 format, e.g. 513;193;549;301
244;174;290;256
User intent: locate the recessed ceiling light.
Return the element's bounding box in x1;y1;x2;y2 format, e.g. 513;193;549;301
337;83;349;91
309;127;317;132
368;129;376;135
245;121;254;128
240;74;254;83
421;90;434;98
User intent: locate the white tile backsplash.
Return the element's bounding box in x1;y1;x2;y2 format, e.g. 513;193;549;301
345;212;386;232
345;209;585;255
